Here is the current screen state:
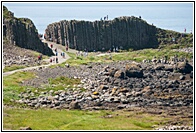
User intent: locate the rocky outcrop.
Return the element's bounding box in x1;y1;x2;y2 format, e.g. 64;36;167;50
3;6;53;56
19;60;193;110
45;16;158;51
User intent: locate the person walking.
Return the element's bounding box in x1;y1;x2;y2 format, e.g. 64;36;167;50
56;57;58;63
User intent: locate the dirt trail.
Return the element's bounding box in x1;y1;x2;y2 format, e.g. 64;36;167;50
3;40;72;77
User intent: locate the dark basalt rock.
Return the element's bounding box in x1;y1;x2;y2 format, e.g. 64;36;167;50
176;62;193;74
3;6;53;56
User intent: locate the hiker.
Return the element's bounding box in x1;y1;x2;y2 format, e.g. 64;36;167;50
66;44;69;51
50;44;53;49
184;28;186;33
55;48;57;52
37;55;42;65
38;54;42;61
50;58;52;63
56;57;58;63
38;55;40;60
62;52;65;58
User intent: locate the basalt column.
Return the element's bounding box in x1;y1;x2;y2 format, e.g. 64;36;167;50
45;16;159;51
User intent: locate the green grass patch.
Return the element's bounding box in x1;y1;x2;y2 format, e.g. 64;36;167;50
45;76;83;93
3;65;26;73
60;52;112;67
3;71;36;105
3;108;171;130
112;48;192;62
62;47;192;67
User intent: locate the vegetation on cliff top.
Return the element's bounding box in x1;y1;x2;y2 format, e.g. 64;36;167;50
3;6;14;19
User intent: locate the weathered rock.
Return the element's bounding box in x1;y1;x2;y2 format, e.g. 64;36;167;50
117;104;127;109
176;62;193;74
114;70;125;79
165;65;174;72
99;85;109;90
108;68;118;77
69;101;81;110
19;127;32;130
154;65;165;70
179;75;185;80
125;63;143;78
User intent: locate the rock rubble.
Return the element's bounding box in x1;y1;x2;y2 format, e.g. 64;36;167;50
19;60;193;111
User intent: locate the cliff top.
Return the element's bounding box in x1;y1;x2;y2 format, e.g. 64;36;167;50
49;15;148;26
3;5;14;19
3;6;34;26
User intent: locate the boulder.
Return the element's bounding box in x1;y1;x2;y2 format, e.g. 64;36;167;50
19;127;32;130
108;68;118;77
154;65;165;70
176;62;193;74
125;63;143;78
69;101;81;110
179;75;185;80
164;65;174;72
190;71;193;78
114;70;125;79
99;85;109;90
117;104;127;109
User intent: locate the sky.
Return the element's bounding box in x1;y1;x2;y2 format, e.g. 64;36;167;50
2;2;194;34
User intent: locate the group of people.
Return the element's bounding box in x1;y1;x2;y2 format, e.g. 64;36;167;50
49;43;69;64
76;51;88;57
49;44;59;64
100;15;108;21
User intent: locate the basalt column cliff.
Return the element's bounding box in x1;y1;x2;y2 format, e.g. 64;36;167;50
45;16;158;51
3;6;53;56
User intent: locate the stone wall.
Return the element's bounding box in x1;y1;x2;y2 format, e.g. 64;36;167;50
45;16;158;51
3;6;53;56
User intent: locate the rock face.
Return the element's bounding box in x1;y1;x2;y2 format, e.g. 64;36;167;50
44;16;158;51
3;6;53;56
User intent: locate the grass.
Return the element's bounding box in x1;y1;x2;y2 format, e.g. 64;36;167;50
3;108;171;130
45;76;83;93
60;52;113;67
59;43;192;67
3;65;26;73
111;48;192;62
3;71;36;105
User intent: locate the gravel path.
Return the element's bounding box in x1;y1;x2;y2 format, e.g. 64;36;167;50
3;40;72;77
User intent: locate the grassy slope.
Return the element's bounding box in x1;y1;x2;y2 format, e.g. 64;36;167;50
3;71;36;106
3;108;171;130
61;47;192;67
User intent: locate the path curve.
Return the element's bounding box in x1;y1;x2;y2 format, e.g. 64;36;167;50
3;40;70;77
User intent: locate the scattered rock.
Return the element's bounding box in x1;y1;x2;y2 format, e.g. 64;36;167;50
19;127;32;130
176;62;193;74
114;70;125;79
69;101;81;110
179;75;185;80
125;63;143;78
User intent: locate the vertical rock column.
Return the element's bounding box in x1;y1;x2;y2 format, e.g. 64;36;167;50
45;16;159;51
